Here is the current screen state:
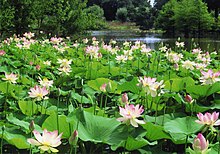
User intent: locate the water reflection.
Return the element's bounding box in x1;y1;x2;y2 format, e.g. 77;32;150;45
88;30;220;52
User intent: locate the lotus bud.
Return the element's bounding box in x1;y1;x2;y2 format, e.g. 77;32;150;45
29;120;35;132
36;65;40;71
69;130;78;146
185;94;194;104
173;63;179;70
193;133;210;154
122;93;129;104
100;83;107;92
29;61;33;65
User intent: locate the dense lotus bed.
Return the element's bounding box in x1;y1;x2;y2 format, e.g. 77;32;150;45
0;32;220;154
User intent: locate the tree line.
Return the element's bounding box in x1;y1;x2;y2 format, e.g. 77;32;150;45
0;0;220;38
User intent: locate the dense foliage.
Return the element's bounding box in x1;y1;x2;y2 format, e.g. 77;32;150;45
0;33;220;153
0;0;107;38
156;0;215;36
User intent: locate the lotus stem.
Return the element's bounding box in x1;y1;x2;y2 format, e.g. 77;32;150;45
100;93;103;109
185;135;188;153
103;94;108;117
31;101;34;116
108;53;110;78
155;98;159;123
4;82;9;118
1;126;5;154
57;89;60;132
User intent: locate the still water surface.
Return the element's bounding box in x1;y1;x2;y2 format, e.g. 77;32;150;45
89;30;220;52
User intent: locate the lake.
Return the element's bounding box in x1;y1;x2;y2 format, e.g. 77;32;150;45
88;30;220;53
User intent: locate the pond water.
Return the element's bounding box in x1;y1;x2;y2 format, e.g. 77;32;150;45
88;30;220;52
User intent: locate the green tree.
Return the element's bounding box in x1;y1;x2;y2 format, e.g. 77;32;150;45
84;5;107;30
155;0;177;34
116;7;128;22
0;1;15;37
0;0;33;36
173;0;214;37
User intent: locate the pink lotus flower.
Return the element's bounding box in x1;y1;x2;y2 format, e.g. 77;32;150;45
200;69;220;85
192;133;210;154
27;129;63;153
0;50;6;56
137;76;156;88
28;85;49;101
195;112;220;126
85;46;100;59
117;104;145;127
2;73;18;84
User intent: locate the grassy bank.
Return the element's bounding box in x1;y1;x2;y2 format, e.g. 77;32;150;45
106;21;140;31
106;21;164;34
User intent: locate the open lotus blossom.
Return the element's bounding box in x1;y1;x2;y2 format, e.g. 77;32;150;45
195;112;220;126
23;32;35;39
27;129;63;153
192;133;210;154
141;46;152;56
57;59;72;68
85;46;100;59
115;55;128;63
192;48;202;54
50;37;62;44
165;52;183;63
58;66;72;75
159;46;167;52
181;60;195;70
43;60;51;66
2;73;18;84
200;69;220;85
38;77;53;88
175;41;185;48
28;85;49;101
137;76;164;97
117;104;145;127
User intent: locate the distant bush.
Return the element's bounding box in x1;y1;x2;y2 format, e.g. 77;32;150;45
84;5;107;30
116;7;128;22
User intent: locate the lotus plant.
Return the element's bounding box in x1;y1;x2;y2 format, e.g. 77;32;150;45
27;129;63;153
121;93;129;104
137;76;164;97
0;50;6;56
185;94;194;104
28;85;49;101
117;104;145;127
199;69;220;85
188;133;210;154
2;72;18;84
195;112;220;128
38;77;53;89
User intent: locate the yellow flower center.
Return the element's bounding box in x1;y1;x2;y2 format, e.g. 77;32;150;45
42;141;51;147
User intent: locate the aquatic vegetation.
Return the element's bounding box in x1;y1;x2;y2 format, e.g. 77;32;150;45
0;33;220;153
